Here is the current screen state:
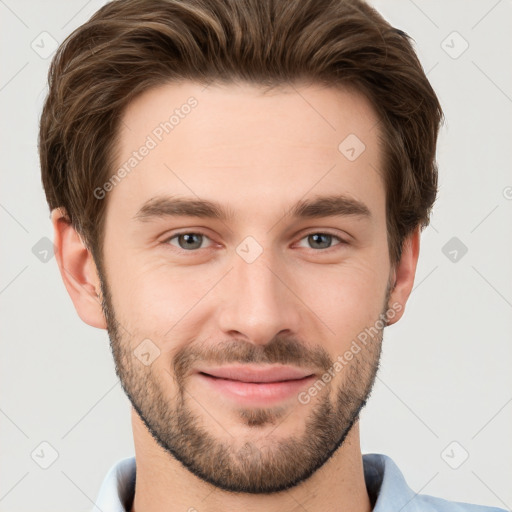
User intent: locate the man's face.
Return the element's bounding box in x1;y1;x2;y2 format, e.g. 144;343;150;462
98;81;395;493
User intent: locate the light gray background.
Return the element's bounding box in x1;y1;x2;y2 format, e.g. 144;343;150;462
1;0;511;511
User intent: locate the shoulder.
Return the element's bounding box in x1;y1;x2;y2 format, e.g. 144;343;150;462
411;492;507;512
363;453;507;512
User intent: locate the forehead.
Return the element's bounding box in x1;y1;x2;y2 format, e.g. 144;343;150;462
119;80;381;154
106;80;385;227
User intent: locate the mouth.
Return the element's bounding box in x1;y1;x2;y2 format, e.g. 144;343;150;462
194;365;317;404
198;372;315;384
195;364;316;383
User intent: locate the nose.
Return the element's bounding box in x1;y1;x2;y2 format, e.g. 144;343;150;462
216;247;303;346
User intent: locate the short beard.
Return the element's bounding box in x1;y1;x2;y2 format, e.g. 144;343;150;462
99;268;391;494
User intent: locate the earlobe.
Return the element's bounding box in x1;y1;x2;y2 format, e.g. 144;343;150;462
386;226;421;326
51;208;107;329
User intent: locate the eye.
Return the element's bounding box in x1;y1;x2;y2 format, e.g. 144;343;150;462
165;232;212;251
296;232;346;250
162;231;347;253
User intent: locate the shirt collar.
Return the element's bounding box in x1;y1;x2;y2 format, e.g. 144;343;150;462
89;453;485;512
91;456;136;512
363;453;418;510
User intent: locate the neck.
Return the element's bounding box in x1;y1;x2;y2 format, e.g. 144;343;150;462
129;408;371;512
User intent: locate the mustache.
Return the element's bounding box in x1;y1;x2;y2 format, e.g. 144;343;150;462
172;336;334;383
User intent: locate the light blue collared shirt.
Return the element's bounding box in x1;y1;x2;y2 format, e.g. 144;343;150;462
91;453;506;512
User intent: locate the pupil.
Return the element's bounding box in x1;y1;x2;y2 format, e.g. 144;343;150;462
181;233;201;249
310;233;331;249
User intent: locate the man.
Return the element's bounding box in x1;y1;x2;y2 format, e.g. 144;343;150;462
38;0;505;510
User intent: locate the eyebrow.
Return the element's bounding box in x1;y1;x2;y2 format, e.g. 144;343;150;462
133;194;372;223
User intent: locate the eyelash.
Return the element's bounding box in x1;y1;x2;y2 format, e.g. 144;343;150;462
162;230;347;254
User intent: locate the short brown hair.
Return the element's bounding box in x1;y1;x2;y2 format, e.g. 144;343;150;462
39;0;444;269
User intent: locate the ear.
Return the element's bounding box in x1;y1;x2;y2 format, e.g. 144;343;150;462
386;226;421;326
51;208;107;329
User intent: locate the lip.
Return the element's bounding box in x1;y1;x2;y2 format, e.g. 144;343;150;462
194;365;315;383
194;365;317;405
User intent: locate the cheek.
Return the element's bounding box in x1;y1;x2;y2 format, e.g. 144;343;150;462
295;258;387;347
107;257;220;345
105;235;389;354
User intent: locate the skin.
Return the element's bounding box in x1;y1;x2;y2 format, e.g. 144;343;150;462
52;81;420;512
